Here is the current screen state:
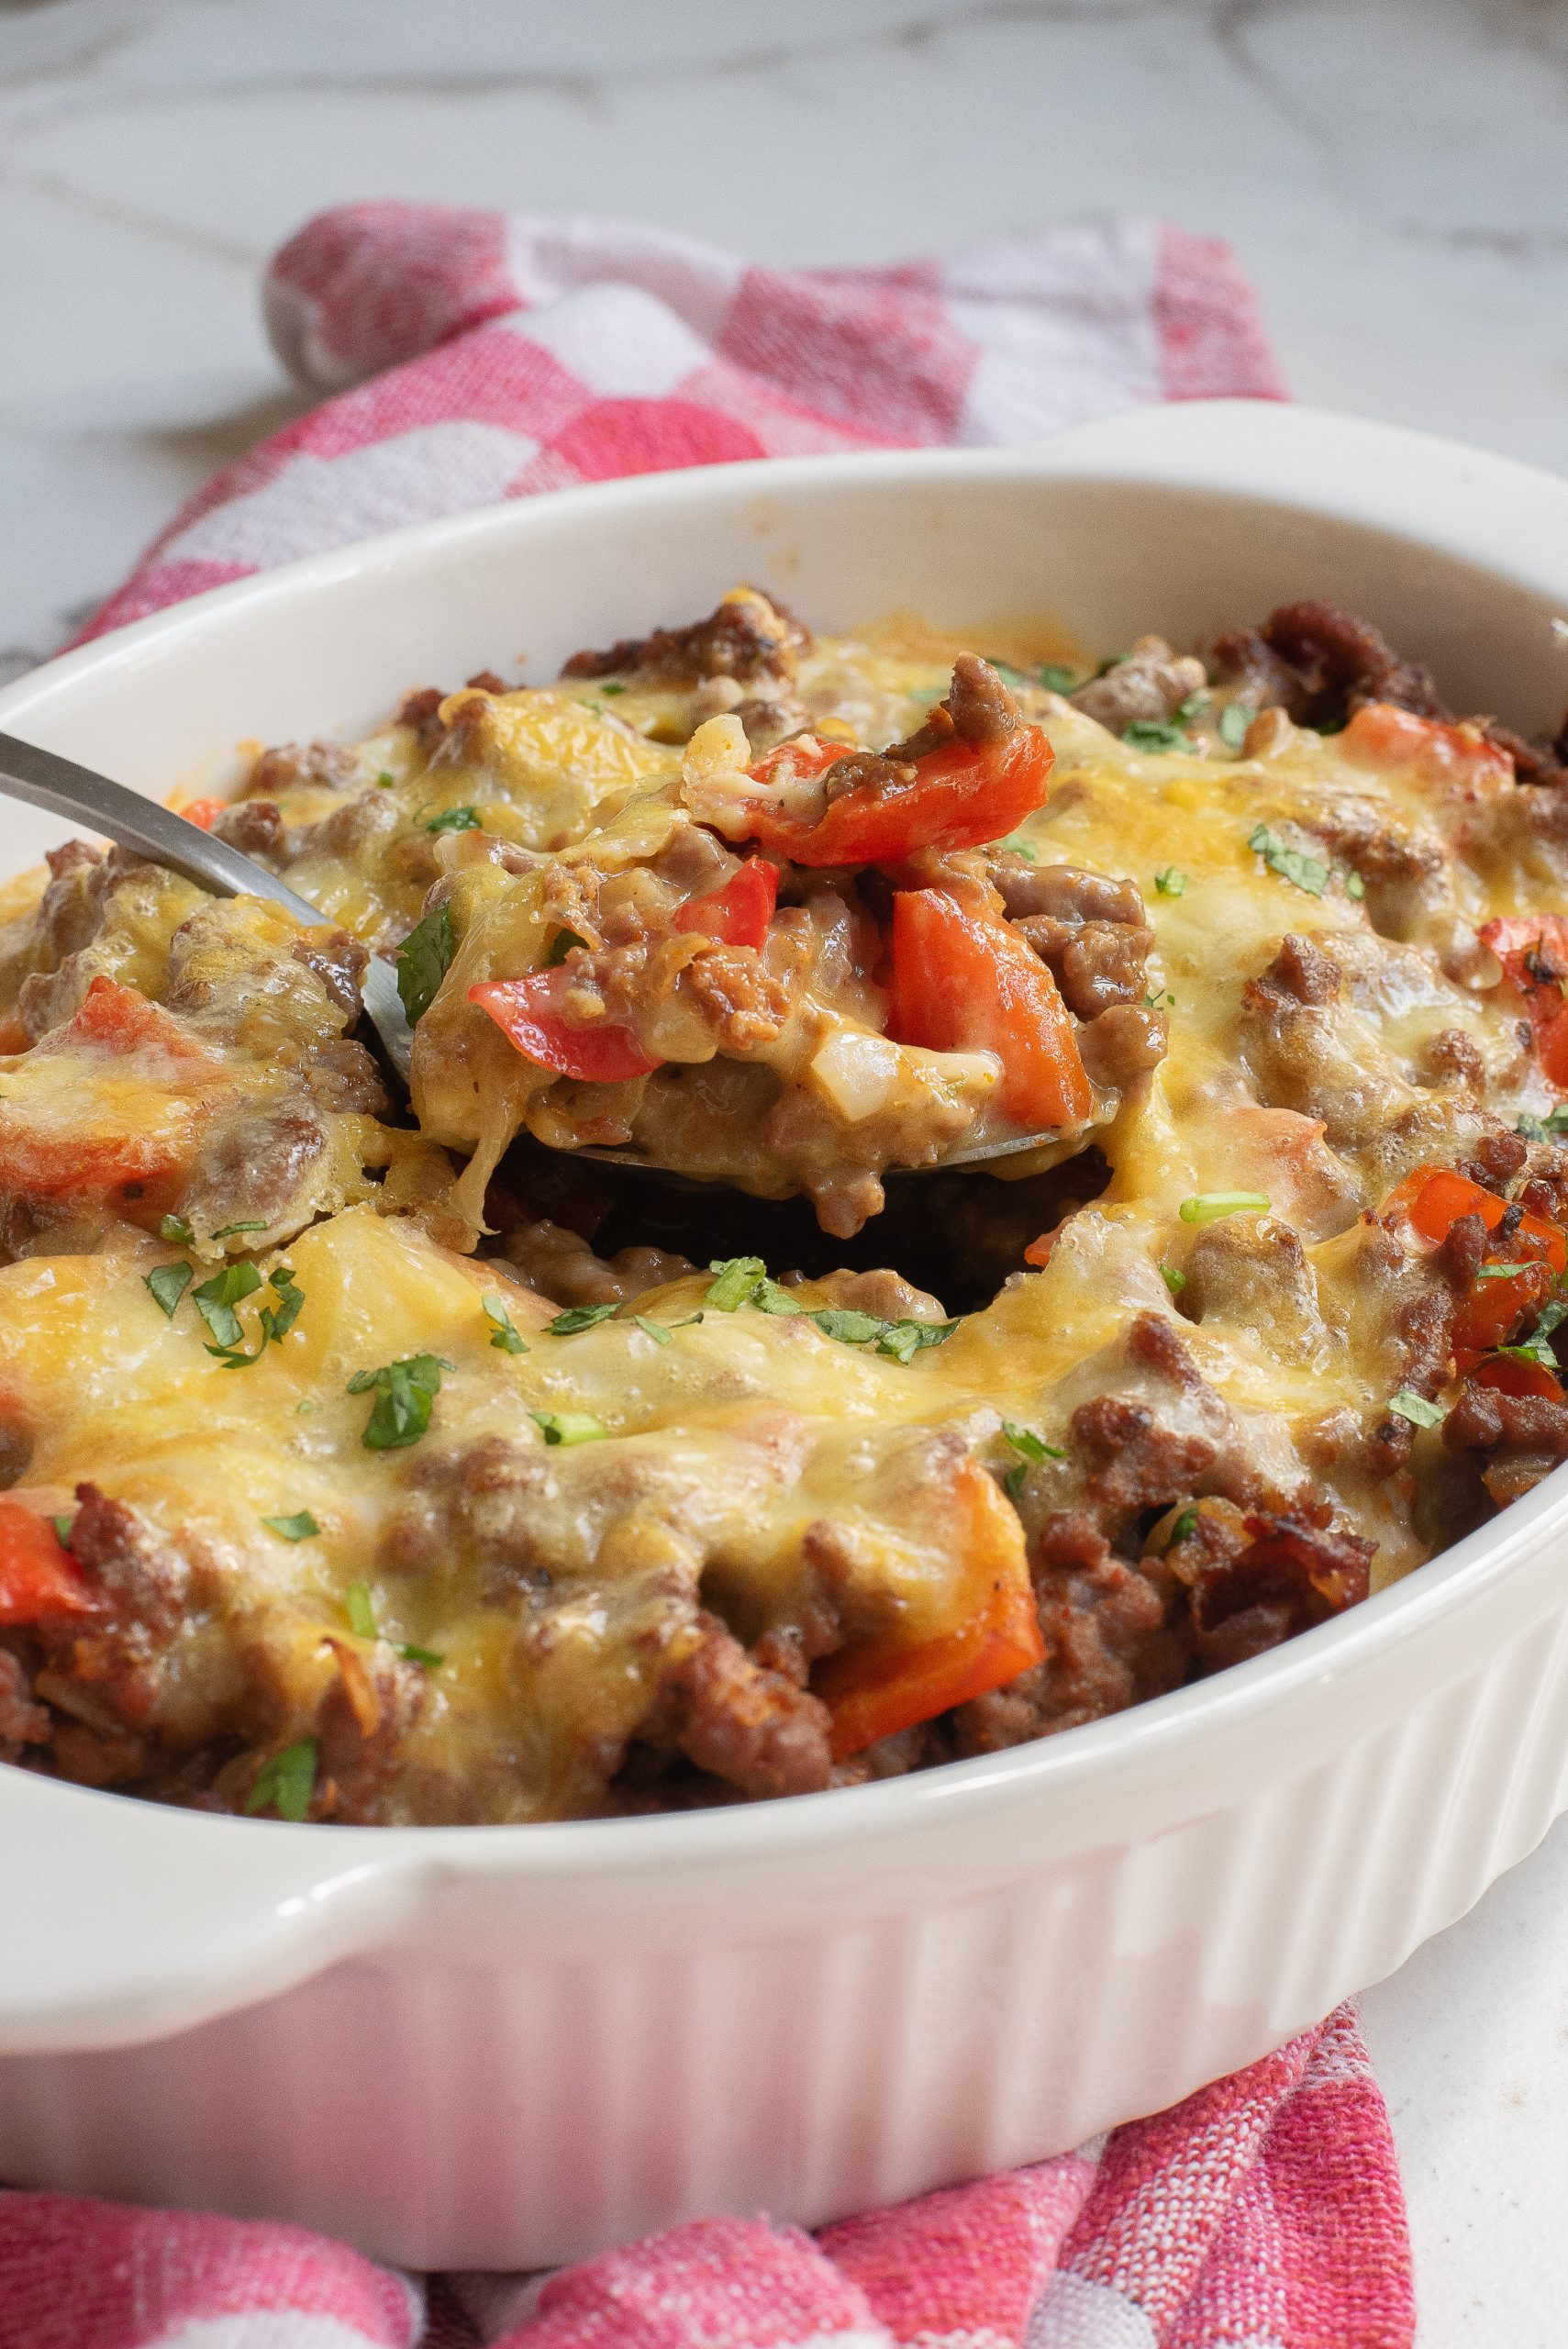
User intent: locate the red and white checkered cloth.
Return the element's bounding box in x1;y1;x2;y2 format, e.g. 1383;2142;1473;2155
25;204;1411;2347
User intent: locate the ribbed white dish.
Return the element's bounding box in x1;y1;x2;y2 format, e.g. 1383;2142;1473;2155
5;402;1568;2268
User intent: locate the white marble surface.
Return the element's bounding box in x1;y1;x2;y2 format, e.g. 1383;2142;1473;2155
2;0;1567;2336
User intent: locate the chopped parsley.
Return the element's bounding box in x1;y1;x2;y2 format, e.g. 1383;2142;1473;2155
159;1213;195;1246
809;1308;885;1345
1123;719;1190;754
51;1513;72;1549
1145;988;1176;1011
1387;1390;1446;1429
262;1510;320;1541
545;1301;622;1335
1174;690;1210;722
1171;1507;1199;1542
1249;823;1331;897
395;902;454;1025
376;769;396;786
1154;867;1187;897
1517;1106;1568;1140
1496;1336;1559;1371
211;1219;268;1239
1179;1192;1270;1225
876;1318;958;1364
482;1292;529;1353
145;1262;194;1319
1095;651;1129;676
344;1579;378;1637
530;1408;607;1447
599;681;626;696
999;833;1038;862
244;1737;318;1822
261;1265;305;1345
544;927;590;967
1000;1418;1065;1499
192;1260;262;1353
1161;1264;1187;1295
705;1255;769;1311
1476;1262;1534;1280
701;1257;955;1361
347;1353;451;1450
422;805;482;835
630;1314;673;1345
1219;702;1255;749
1036;662;1078;693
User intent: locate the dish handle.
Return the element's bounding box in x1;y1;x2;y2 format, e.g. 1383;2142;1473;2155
0;1770;415;2055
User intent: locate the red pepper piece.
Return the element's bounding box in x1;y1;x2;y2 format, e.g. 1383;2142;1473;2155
739;726;1053;866
1480;915;1568;1089
888;887;1093;1130
0;1497;97;1628
673;857;780;951
468;973;662;1084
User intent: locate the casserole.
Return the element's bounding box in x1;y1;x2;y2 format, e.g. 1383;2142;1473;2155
5;398;1568;2266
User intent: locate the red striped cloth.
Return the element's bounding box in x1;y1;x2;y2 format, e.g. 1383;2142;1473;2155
22;204;1410;2348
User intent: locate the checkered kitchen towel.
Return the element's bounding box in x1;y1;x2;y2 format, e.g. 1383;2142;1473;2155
23;206;1410;2346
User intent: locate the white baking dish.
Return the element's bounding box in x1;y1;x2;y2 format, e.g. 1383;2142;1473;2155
5;401;1568;2270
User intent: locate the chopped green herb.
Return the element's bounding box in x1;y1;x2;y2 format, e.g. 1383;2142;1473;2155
998;832;1039;862
809;1308;887;1345
159;1213;195;1246
754;1279;805;1316
1123;719;1190;753
1219;702;1255;749
1171;1507;1199;1542
295;1399;316;1416
422;804;481;835
1161;1264;1187;1295
1179;1192;1271;1225
1249;823;1330;897
530;1408;607;1447
1388;1389;1447;1428
192;1260;262;1352
876;1318;959;1364
1003;1463;1029;1502
705;1255;768;1310
146;1262;193;1318
376;769;395;787
629;1314;673;1345
1476;1262;1533;1279
1516;1105;1568;1140
211;1219;268;1239
1533;1295;1568;1342
599;681;626;696
544;927;590;967
51;1513;72;1549
1095;651;1129;677
396;1642;446;1668
1145;988;1176;1010
395;902;454;1025
1037;662;1079;694
1001;1419;1067;1465
482;1292;529;1353
263;1510;320;1542
244;1737;318;1822
347;1353;451;1450
1154;867;1187;897
1174;691;1210;722
260;1265;305;1345
344;1579;378;1636
545;1301;622;1334
1496;1337;1559;1370
1345;871;1366;901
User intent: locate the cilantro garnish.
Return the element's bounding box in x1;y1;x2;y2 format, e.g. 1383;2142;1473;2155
398;1642;445;1669
877;1318;958;1364
145;1262;193;1319
51;1513;72;1549
1517;1106;1568;1140
1171;1507;1199;1542
1095;652;1129;676
705;1256;769;1310
545;1302;622;1335
212;1219;268;1239
1249;824;1330;897
1037;662;1078;693
1154;867;1186;897
347;1353;451;1449
1219;702;1255;749
599;682;626;696
630;1314;673;1344
376;769;395;786
261;1265;305;1344
544;927;590;967
1387;1390;1446;1428
1000;1418;1065;1499
530;1409;607;1447
1123;719;1190;753
1161;1264;1187;1295
159;1213;195;1246
482;1292;529;1353
1179;1192;1270;1225
422;805;482;835
808;1308;885;1345
262;1510;320;1541
1475;1262;1533;1280
998;833;1038;862
244;1737;318;1822
1496;1337;1559;1371
1173;691;1210;722
395;902;454;1024
192;1260;262;1352
344;1579;377;1637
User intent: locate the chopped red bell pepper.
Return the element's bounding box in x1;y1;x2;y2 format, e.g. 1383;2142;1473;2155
1471;1354;1564;1401
814;1462;1043;1760
1381;1163;1568;1371
0;1497;97;1628
1480;915;1568;1089
58;975;202;1060
1339;703;1513;788
0;1015;28;1055
673;857;780;951
888;887;1093;1130
738;725;1053;866
468;972;662;1084
180;796;228;832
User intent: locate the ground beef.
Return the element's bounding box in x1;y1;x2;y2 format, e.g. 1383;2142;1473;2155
684;944;794;1052
561;589;809;688
0;1648;48;1749
1248;601;1448;729
662;1612;834;1800
249;740;359;796
1069;636;1207;732
1444;1385;1568;1466
32;1486;191;1745
1185;1506;1373;1673
290;926;369;1018
311;1641;426;1825
988;859;1145;930
211;801;287;863
1077;1002;1169;1087
986;856;1156;1023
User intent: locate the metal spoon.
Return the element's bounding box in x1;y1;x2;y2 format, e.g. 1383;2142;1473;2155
0;730;1061;1177
0;729;414;1085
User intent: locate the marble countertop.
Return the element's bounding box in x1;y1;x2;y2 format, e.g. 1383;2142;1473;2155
3;0;1566;2335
